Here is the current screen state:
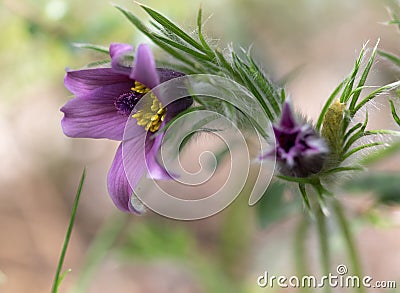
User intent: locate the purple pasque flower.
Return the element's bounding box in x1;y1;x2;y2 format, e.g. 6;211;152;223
61;43;192;213
261;102;329;178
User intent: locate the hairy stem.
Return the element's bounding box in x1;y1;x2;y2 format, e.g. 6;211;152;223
315;204;331;293
332;200;364;293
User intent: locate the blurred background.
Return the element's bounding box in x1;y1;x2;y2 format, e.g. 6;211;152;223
1;0;400;292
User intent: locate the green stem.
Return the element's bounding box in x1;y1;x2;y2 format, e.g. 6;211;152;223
52;168;86;293
71;213;128;293
218;192;250;293
294;215;312;293
315;204;331;293
332;200;364;293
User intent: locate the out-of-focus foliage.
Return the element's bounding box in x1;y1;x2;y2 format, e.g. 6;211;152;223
345;172;400;205
255;182;301;228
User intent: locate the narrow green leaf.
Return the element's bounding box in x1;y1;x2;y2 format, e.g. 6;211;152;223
276;175;313;184
197;6;214;54
114;5;199;69
340;45;366;103
342;142;385;160
152;33;212;61
57;269;72;288
322;166;364;175
342;111;368;153
298;183;311;210
215;48;237;77
378;50;400;67
280;89;286;103
360;141;400;165
349;40;379;111
73;43;109;54
139;4;208;54
316;80;345;131
364;129;400;136
231;52;274;120
52;168;86;293
390;100;400;126
156;60;198;75
353;80;400;114
114;4;150;33
388;19;400;26
178;132;197;153
343;122;362;143
246;55;282;116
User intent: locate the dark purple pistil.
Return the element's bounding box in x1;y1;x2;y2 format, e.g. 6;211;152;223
114;91;143;116
277;130;299;153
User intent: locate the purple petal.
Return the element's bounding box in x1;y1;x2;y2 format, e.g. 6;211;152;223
130;44;159;89
164;97;193;122
122;123;148;188
108;144;144;213
110;43;133;75
64;68;132;98
157;68;185;83
258;148;275;161
145;129;173;180
280;102;297;129
61;95;126;140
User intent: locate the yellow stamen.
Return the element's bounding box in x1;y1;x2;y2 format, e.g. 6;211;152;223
132;92;166;132
131;81;151;94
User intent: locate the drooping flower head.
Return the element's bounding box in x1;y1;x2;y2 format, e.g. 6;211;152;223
61;43;192;213
261;102;329;178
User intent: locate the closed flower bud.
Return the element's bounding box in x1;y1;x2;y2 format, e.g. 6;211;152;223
261;102;330;177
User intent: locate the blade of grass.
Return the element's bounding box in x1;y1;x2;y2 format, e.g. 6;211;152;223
52;168;86;293
390;100;400;126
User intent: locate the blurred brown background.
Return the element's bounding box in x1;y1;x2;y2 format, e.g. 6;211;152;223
1;0;400;292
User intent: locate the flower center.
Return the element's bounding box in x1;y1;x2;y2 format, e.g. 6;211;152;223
115;92;141;115
132;91;166;133
277;130;299;153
